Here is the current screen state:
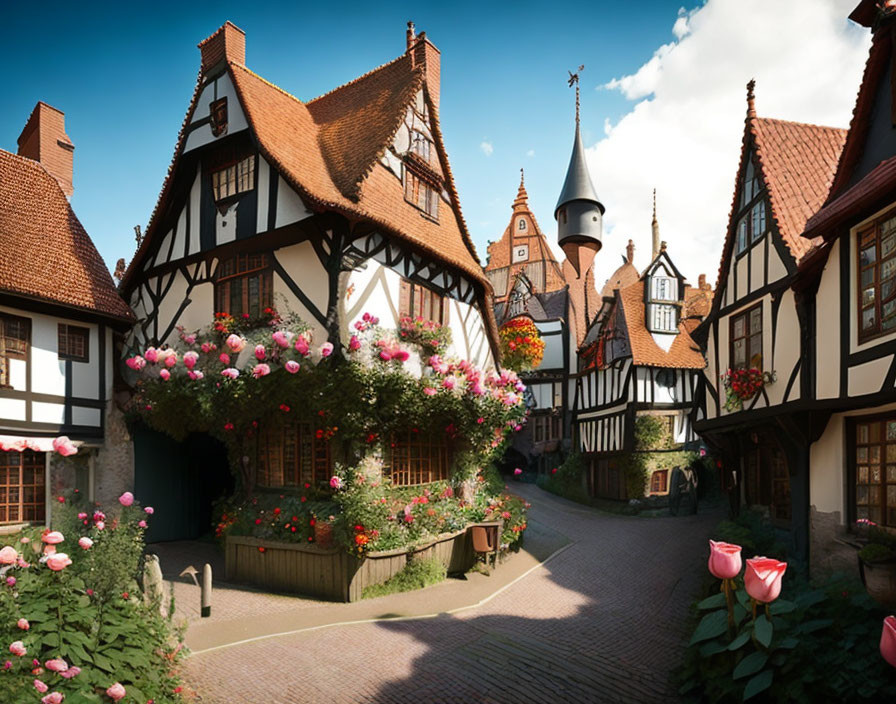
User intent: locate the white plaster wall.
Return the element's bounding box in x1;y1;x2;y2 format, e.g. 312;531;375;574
767;289;800;405
809;414;845;517
274;240;330;342
184;72;249;153
32;401;64;425
189;170;201;254
275;179;313;229
154;270;191;348
848;355;891;397
705;326;719;419
0;398;25;420
750;243;764;292
767;241;788;282
816;238;841;399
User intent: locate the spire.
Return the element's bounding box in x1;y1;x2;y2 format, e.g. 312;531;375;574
626;239;634;264
651;189;660;260
513;168;529;211
746;79;757;120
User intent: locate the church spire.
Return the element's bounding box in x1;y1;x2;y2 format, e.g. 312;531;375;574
652;189;660;260
513;168;529;211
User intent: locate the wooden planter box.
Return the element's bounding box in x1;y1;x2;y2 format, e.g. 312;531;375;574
225;527;477;602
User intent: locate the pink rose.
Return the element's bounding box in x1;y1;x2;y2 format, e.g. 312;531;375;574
442;376;456;390
52;436;77;457
252;364;271;378
59;666;80;679
708;540;743;580
9;641;26;656
119;492;134;507
0;546;17;565
295;336;310;356
329;476;343;490
163;351;177;368
379;350;392;362
138;520;147;528
182;333;197;345
42;531;64;545
188;370;204;380
145;506;154;515
423;387;437;396
34;679;48;693
349;335;361;352
143;347;159;364
95;521;105;531
6;577;15;586
41;693;64;704
254;344;266;361
78;537;93;550
882;615;896;668
272;330;290;348
183;351;199;369
45;658;68;672
17;618;29;630
393;348;409;362
106;683;126;701
159;369;170;381
218;352;231;365
320;342;334;358
225;334;246;353
744;556;787;603
514;468;522;476
221;368;240;380
46;553;72;572
125;356;146;371
284;360;300;374
201;342;214;354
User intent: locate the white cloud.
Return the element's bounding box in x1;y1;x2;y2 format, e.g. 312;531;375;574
588;0;869;291
480;140;494;157
527;149;535;157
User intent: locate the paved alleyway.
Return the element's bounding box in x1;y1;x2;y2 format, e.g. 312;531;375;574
182;485;720;703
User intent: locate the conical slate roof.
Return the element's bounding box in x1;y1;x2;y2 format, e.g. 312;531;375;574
555;124;604;216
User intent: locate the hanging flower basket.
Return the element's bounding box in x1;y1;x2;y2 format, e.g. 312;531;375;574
720;368;776;412
499;317;545;372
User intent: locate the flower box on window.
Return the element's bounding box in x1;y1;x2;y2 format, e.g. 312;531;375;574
720;367;776;412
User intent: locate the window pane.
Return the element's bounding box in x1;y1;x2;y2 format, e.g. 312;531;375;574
733;339;746;367
861;245;877;267
750;308;762;333
859;466;869;483
863;308;876;330
862;268;875;288
858;447;869;462
857;485;868;504
884;233;896;259
872;466;882;484
733;317;745;339
871;423;882;442
737;220;747;252
749;334;762;367
863;287;876;307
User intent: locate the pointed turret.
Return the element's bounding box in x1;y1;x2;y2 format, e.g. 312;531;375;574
555;68;604;277
651;189;660;260
513;168;529;211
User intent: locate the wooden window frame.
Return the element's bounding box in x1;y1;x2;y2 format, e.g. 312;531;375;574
211;154;256;204
58;324;89;363
214;253;273;319
410;130;432;163
0;450;45;525
402;166;439;220
399;278;449;326
0;314;30;389
650;469;669;495
849;414;896;530
386;431;451;486
729;303;763;371
210;97;228;138
856;207;896;344
256;421;331;489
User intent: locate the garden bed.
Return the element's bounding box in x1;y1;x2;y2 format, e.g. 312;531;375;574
225;526;481;602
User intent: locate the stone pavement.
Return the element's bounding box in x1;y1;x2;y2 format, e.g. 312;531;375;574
177;485;721;703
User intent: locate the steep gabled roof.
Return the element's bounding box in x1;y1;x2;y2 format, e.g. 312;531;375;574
617;281;705;369
0;149;132;322
713;84;846;296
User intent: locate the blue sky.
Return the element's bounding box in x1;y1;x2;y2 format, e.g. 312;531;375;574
2;0;694;272
2;1;871;291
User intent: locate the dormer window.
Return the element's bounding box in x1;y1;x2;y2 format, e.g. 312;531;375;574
410;131;431;162
652;305;677;333
212;155;255;203
403;167;439;220
652;276;677;302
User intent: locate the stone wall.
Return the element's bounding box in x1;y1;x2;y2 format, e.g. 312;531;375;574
93;404;135;506
809;505;858;579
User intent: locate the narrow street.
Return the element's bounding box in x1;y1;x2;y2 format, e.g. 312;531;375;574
182;485;721;703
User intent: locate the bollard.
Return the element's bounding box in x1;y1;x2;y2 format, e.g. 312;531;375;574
201;563;212;618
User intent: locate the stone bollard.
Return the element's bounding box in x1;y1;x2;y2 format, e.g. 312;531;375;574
201;563;212;618
142;554;165;613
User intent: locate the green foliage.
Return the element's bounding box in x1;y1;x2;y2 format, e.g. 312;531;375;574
539;451;589;503
678;572;896;703
0;496;185;703
858;542;896;562
396;316;452;359
716;508;787;560
857;524;896;562
634;415;670;450
361;556;447;599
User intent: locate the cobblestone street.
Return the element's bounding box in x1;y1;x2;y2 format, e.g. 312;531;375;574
179;484;720;703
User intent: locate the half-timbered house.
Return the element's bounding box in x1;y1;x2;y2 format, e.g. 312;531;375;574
692;83;847;560
119;22;501;538
575;237;711;500
0;102;134;528
792;0;896;571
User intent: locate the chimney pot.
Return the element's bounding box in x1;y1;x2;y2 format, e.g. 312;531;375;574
198;21;246;77
406;21;416;50
17;102;74;197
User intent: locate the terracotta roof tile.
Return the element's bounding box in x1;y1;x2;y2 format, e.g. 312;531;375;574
0;149;132;322
617;281;705;369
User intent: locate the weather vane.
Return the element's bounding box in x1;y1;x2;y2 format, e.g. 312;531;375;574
568;64;585;126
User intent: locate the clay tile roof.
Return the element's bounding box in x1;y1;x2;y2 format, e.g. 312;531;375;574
682;283;714;319
752;117;846;260
600;260;639;299
617;281;705;369
0;149;132;322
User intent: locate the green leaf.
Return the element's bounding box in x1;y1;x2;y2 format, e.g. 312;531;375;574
733;604;748;624
794;590;826;609
796;619;833;635
754;614;773;648
743;669;773;701
700;639;729;657
736;586;751;608
778;636;799;649
733;651;769;679
690;609;729;645
727;631;751;651
769;599;795;615
697;592;727;610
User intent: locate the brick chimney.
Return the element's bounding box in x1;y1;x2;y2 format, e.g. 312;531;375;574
17;102;75;197
406;23;441;113
198;21;246;77
698;273;708;290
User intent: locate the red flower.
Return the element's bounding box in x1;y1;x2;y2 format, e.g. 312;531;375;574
300;497;307;503
122;592;129;599
273;508;281;515
354;524;364;532
258;547;266;553
304;483;310;489
307;536;313;542
254;518;262;525
291;527;296;533
310;519;316;527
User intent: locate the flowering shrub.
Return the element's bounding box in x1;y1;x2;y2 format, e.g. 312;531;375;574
0;492;185;703
397;316;452;359
498;317;545;372
721;368;776;412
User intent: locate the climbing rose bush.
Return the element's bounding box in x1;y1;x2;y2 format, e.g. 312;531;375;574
498;316;545;372
0;490;186;703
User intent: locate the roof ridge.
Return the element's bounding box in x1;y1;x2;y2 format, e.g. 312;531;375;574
307;53;410;106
